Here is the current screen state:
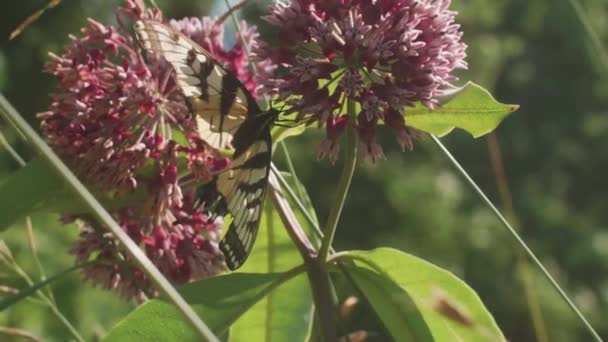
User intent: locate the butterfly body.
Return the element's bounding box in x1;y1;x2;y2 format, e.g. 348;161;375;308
134;20;276;269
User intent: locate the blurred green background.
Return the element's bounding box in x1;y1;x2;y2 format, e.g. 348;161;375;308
1;0;607;341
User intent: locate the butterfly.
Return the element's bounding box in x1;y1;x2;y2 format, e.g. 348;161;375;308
134;19;278;270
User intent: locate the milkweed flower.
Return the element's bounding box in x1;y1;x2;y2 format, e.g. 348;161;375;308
254;0;467;163
70;197;224;300
38;0;267;299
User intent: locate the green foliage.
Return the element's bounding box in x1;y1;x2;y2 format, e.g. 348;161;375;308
104;198;312;341
1;0;606;341
341;248;505;341
0;158;62;231
345;266;434;341
406;82;518;138
103;272;300;341
230;202;312;341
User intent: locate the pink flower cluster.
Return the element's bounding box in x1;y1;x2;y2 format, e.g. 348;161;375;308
254;0;467;163
39;0;265;299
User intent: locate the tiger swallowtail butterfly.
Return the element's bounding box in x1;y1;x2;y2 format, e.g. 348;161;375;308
134;19;278;270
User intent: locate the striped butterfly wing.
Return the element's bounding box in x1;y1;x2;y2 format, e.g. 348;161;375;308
134;19;261;150
215;126;272;269
135;20;276;269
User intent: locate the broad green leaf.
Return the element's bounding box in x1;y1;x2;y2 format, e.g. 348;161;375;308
104;272;303;341
346;266;434;341
230;201;312;342
0;158;63;231
340;248;505;341
405;82;518;137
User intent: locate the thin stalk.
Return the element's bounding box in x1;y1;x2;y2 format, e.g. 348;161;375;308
566;0;608;74
6;262;85;341
306;261;339;342
280;141;309;208
218;0;251;25
1;128;78;337
431;134;602;342
25;217;56;302
318;100;358;262
271;164;319;234
268;172;316;258
486;133;548;342
0;131;26;165
0;327;42;342
268;172;338;341
0;94;219;342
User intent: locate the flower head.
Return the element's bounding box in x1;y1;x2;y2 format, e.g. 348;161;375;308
254;0;467;162
39;0;267;299
70;197;224;300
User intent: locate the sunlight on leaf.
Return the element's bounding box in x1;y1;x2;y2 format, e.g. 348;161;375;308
271;111;308;145
104;272;303;341
230;201;312;341
339;248;506;341
405;82;518;137
346;266;434;341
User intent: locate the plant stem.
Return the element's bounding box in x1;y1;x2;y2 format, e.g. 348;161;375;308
280;141;309;211
319;101;358;262
432;134;602;342
0;327;42;342
268;172;316;258
268;171;338;341
486;133;548;342
1;128;82;340
270;164;319;236
306;261;338;342
0;94;219;342
5;262;85;341
218;0;251;25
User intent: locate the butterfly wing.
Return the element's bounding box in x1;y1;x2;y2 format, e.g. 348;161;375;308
215;128;272;269
134;19;261;150
135;20;277;270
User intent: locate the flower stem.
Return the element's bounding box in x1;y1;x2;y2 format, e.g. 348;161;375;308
268;170;338;341
0;94;220;342
306;261;338;341
486;133;548;342
432;134;602;342
319;100;358;262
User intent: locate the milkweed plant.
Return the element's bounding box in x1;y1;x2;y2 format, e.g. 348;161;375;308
0;0;524;341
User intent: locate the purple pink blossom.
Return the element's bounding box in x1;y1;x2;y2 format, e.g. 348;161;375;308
254;0;467;163
39;0;265;299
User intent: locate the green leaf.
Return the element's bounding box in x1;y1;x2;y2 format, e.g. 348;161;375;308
346;266;434;341
340;248;505;341
271;112;308;145
230;201;312;341
104;271;303;341
405;82;519;137
0;158;63;231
